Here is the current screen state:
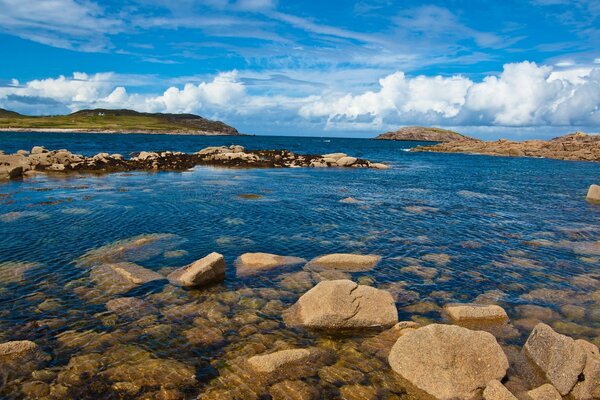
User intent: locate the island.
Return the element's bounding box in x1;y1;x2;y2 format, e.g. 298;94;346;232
375;126;468;142
0;108;239;135
411;132;600;162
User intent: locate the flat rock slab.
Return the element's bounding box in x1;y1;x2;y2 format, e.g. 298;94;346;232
527;384;562;400
235;252;306;276
285;279;398;329
306;254;381;272
168;252;225;287
444;303;509;324
248;348;330;375
0;340;50;380
388;324;509;400
523;323;587;395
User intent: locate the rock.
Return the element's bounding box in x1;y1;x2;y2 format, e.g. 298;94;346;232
321;153;347;161
444;303;509;324
522;323;587;395
248;348;320;374
168;252;226;288
570;339;600;400
483;380;517;400
0;154;28;180
235;252;306;276
339;197;362;204
527;384;562;400
336;156;358;167
0;341;50;381
339;384;378;400
269;380;319;400
22;380;51;397
230;145;245;153
285;280;398;329
106;297;158;318
306;253;381;272
370;163;389;169
31;146;47;154
388;324;509;400
586;184;600;203
90;262;165;297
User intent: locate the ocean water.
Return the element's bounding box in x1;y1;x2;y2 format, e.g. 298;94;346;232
0;132;599;399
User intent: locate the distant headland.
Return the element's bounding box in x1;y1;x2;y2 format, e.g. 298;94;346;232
0;108;240;135
375;126;468;142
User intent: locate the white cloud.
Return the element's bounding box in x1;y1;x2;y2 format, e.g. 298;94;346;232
1;61;600;137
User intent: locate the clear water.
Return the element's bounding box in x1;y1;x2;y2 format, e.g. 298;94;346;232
0;132;599;399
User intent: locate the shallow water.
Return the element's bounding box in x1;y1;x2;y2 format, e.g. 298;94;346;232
0;132;599;399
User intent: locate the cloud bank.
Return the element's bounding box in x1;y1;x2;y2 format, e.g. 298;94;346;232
1;61;599;137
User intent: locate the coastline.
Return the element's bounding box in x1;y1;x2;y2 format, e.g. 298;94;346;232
0;128;244;136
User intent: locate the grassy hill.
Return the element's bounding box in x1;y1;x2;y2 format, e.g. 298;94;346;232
375;126;467;142
0;108;239;135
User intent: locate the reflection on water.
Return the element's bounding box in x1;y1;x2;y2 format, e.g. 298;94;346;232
0;133;599;398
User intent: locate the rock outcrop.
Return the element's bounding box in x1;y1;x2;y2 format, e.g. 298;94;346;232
0;145;390;181
587;184;600;203
168;252;226;288
412;132;600;163
376;126;467;142
522;323;595;396
388;324;509;400
235;253;306;276
285;280;398;329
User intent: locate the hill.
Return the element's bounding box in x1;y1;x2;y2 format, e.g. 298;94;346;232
375;126;467;142
0;108;239;135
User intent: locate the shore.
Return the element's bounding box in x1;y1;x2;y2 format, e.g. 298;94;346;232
412;132;600;163
0;128;243;135
0;145;389;181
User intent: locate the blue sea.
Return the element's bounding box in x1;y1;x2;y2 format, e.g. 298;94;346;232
0;132;599;399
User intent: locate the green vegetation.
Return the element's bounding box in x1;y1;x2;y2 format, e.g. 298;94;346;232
0;108;238;135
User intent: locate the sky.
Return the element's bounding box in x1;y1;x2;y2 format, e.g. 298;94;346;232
0;0;599;138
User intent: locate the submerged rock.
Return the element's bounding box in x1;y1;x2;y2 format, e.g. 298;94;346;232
306;253;381;272
168;252;226;288
235;252;306;276
269;380;319;400
248;348;332;375
285;279;398;329
0;340;50;381
388;324;509;400
522;323;589;395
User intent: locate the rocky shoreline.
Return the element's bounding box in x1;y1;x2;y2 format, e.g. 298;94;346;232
0;145;389;181
0;128;244;135
412;132;600;162
1;242;598;399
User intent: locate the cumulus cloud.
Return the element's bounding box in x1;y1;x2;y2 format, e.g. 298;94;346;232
1;61;600;136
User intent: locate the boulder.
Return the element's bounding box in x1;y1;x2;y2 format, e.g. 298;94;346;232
285;280;398;329
388;324;509;400
527;384;562;400
336;156;358;167
235;252;306;276
570;339;600;400
0;340;50;381
444;303;509;324
167;252;226;287
307;253;381;272
370;163;390;169
586;184;600;203
522;323;587;395
483;380;517;400
321;153;347;161
0;154;28;180
247;348;317;374
31;146;48;154
90;262;165;296
269;380;319;400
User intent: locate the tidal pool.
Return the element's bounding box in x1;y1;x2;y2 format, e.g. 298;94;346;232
0;133;599;399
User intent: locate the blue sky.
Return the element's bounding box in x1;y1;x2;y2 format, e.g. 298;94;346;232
0;0;599;138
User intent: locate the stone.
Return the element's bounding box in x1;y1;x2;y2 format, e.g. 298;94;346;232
22;380;51;397
336;156;358;167
321;153;347;160
285;280;398;329
527;384;562;400
306;253;381;272
248;348;317;374
106;297;158;318
522;323;587;395
0;341;50;381
587;184;600;203
388;324;509;400
269;380;319;400
31;146;47;154
168;252;226;288
444;303;509;324
370;163;390;170
339;384;378;400
0;154;28;180
570;339;600;400
235;252;306;276
483;380;517;400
